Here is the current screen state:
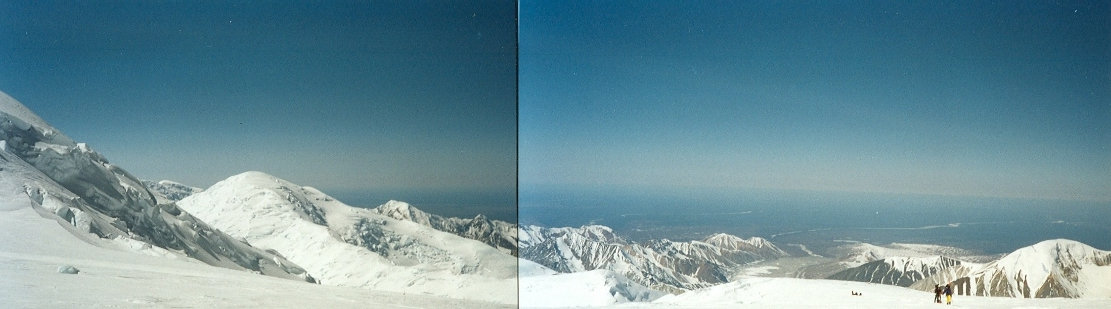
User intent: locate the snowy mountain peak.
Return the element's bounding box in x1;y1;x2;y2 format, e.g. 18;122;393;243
578;225;621;242
375;200;429;223
703;233;776;251
178;173;518;303
964;238;1111;298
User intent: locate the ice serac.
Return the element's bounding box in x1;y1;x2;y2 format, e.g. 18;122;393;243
177;172;517;304
959;239;1111;298
373;200;518;256
518;224;788;293
0;91;313;283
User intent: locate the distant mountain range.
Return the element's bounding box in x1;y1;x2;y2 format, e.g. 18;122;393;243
519;224;788;293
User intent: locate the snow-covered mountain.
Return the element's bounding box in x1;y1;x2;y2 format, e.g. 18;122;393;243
518;224;788;293
828;255;966;286
956;239;1111;298
0;91;313;283
176;172;517;304
828;239;1111;299
373;200;517;256
829;242;984;268
142;179;203;204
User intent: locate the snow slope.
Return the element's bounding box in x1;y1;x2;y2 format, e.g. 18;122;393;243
0;91;312;282
0;201;509;308
628;277;1111;308
520;268;666;308
177;171;517;304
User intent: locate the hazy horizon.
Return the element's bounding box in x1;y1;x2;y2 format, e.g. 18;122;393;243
520;0;1111;202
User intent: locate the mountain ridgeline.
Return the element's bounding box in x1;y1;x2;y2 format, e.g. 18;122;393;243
143;181;519;257
0;91;314;283
518;224;788;293
372;200;518;256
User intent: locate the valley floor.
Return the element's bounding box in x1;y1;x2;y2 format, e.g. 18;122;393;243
0;207;512;309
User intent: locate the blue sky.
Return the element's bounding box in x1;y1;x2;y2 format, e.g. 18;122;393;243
520;0;1110;201
1;1;517;208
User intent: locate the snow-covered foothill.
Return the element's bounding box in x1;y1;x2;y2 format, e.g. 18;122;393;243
177;171;518;304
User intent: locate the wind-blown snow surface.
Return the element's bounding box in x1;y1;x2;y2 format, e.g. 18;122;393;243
177;171;517;304
0;201;508;308
0;91;312;282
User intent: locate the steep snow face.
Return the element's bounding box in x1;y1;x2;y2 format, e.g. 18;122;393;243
177;171;517;304
142;180;203;204
828;255;966;287
965;239;1111;298
373;200;518;256
518;224;788;293
0;91;313;283
520;268;666;307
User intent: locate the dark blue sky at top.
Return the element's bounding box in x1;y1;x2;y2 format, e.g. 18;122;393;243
520;0;1110;201
1;1;516;201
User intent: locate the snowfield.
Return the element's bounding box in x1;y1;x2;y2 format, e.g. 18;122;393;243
519;271;1111;308
520;259;666;307
0;204;510;308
